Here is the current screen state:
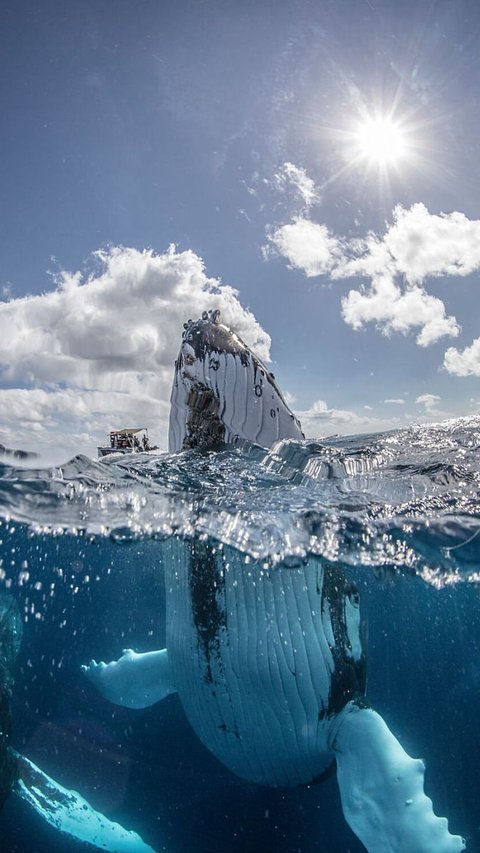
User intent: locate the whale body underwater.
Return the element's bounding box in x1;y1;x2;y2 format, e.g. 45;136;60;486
83;312;465;852
6;312;466;852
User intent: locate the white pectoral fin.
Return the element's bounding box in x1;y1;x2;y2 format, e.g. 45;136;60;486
330;704;465;853
14;752;157;852
81;647;177;709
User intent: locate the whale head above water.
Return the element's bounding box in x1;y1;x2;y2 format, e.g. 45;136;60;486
168;310;304;452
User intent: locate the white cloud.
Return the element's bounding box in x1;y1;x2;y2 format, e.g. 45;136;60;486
267;199;480;347
413;393;453;421
267;218;340;277
415;393;441;411
341;280;459;347
332;203;480;284
0;245;270;460
295;399;402;437
297;398;358;425
444;338;480;377
274;162;320;208
380;203;480;283
384;398;405;404
295;395;455;437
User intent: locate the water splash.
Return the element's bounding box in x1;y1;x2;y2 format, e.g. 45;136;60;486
1;416;480;585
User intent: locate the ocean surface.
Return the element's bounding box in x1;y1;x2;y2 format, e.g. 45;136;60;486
1;416;480;852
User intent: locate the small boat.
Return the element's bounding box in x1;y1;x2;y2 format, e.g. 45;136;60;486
97;427;154;458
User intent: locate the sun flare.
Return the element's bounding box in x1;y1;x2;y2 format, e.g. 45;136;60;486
355;117;407;165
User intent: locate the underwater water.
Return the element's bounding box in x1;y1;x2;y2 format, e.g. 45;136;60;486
0;416;480;852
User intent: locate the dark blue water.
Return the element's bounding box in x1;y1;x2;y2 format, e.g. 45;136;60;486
1;417;479;852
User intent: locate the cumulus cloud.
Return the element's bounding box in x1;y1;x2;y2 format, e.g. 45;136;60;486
337;203;480;283
380;203;480;282
444;338;480;376
295;394;455;437
341;279;459;347
266;219;340;277
274;162;320;208
415;394;441;411
267;200;480;347
0;245;270;459
413;393;453;421
297;399;358;425
294;399;402;437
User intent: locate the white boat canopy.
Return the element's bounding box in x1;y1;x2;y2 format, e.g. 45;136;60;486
110;428;147;435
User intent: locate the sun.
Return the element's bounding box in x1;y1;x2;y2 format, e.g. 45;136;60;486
354;117;407;165
322;104;425;192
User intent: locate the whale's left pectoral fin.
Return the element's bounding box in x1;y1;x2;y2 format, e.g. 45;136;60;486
82;647;176;709
330;703;465;853
13;751;157;852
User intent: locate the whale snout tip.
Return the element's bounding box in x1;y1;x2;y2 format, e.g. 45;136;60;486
182;309;222;341
203;308;221;324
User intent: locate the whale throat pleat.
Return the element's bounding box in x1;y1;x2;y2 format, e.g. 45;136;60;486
165;540;364;787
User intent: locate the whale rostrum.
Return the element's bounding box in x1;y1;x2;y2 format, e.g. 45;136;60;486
169;310;304;451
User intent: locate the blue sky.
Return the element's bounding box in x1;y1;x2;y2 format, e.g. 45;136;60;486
1;0;480;459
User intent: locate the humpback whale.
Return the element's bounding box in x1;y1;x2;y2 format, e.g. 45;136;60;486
82;312;465;853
